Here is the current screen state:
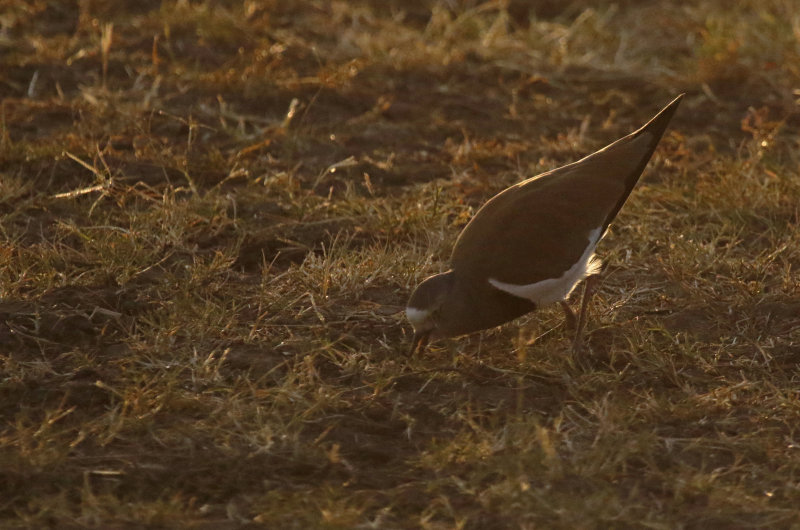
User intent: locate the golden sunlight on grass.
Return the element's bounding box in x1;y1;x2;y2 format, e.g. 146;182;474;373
1;0;799;527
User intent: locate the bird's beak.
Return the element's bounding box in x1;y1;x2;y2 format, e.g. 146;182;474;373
407;330;431;356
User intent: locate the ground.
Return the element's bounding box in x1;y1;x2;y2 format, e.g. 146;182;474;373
1;0;800;528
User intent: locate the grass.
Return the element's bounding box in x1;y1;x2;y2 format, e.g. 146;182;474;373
1;0;799;527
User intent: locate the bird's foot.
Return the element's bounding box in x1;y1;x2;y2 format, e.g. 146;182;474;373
568;338;592;371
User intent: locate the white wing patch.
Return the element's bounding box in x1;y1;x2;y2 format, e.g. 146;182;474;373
488;227;603;306
406;307;432;328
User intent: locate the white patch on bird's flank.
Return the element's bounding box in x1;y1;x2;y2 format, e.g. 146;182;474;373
488;227;603;306
406;307;431;328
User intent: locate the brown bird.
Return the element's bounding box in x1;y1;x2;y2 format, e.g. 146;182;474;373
406;95;683;355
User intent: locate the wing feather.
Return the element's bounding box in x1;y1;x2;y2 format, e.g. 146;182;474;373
451;131;654;284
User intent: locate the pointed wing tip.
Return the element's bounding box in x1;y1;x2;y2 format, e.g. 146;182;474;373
634;93;684;141
654;93;684;118
666;93;685;109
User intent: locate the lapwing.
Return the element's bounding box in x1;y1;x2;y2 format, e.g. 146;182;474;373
406;94;683;355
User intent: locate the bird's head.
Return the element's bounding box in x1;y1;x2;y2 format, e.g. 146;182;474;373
405;271;455;355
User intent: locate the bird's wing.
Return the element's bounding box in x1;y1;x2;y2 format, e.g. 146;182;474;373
450;171;612;284
451;95;682;286
451;129;655;285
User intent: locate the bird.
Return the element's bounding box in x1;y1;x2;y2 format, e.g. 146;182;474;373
406;94;683;356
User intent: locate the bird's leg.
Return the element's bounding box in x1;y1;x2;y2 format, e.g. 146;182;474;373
407;331;430;356
572;274;600;354
560;301;577;330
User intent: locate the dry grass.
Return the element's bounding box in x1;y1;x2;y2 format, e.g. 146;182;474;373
1;0;799;528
